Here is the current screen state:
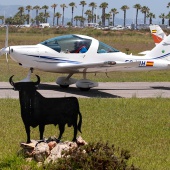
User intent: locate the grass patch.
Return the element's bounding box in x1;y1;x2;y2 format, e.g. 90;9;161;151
0;98;169;169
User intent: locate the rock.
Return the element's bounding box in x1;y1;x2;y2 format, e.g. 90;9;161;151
76;136;88;146
19;136;87;164
48;141;57;150
33;142;50;162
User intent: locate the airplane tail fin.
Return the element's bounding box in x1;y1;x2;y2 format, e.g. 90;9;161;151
149;25;167;45
145;34;170;60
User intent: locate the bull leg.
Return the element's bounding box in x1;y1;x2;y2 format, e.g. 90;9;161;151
58;124;65;141
39;124;45;140
25;125;31;143
72;123;78;142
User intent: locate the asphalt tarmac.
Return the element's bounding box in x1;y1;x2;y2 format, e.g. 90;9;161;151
1;82;170;98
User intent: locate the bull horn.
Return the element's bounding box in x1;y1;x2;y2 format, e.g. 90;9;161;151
34;75;40;85
9;75;15;86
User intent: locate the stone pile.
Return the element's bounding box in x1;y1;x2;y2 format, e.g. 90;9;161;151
19;136;87;164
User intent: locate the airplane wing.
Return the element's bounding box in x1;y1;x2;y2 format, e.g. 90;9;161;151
57;61;116;68
57;61;141;72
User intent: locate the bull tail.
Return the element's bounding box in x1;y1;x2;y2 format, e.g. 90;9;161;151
78;111;82;133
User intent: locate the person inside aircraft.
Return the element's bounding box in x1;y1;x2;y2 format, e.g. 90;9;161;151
72;41;88;53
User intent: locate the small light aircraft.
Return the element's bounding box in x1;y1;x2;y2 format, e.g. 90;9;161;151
1;26;170;90
149;25;167;45
139;25;167;55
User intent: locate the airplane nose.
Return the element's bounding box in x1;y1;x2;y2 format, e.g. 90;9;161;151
0;47;9;56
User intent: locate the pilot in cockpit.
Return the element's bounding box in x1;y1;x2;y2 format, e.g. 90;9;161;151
71;41;88;53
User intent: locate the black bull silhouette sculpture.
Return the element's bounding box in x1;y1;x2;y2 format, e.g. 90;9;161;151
9;75;82;143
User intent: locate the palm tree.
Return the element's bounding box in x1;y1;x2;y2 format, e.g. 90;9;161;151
133;4;141;29
51;4;57;26
167;2;170;9
0;16;4;24
18;6;24;24
33;5;41;25
42;5;49;23
167;2;170;24
159;13;166;25
89;2;97;23
69;2;77;26
38;12;45;23
105;13;111;26
120;5;129;27
110;8;119;26
74;15;80;26
44;12;50;23
60;4;67;26
147;12;155;25
99;2;108;27
25;5;32;25
141;6;150;24
85;10;92;23
166;12;170;26
55;12;62;26
80;16;86;26
79;1;87;26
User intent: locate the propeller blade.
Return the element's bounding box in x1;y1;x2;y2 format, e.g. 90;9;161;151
5;25;8;48
6;52;8;63
6;53;9;71
0;25;9;57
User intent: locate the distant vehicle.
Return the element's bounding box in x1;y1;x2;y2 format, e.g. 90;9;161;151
20;24;31;28
39;23;50;28
110;25;124;30
85;23;99;27
125;25;131;29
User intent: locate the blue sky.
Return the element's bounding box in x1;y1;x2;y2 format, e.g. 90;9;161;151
0;0;170;24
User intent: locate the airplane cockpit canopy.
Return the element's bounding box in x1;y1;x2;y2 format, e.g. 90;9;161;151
40;34;92;53
40;34;119;53
97;41;119;53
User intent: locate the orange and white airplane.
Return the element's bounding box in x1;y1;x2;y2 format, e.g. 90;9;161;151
149;25;167;45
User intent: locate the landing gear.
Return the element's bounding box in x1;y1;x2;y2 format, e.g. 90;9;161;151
76;72;98;90
76;79;98;91
57;72;98;91
56;73;77;88
20;68;34;82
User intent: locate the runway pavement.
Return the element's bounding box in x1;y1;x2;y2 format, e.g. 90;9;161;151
1;82;170;98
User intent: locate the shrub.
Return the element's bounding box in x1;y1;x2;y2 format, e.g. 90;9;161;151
46;141;140;170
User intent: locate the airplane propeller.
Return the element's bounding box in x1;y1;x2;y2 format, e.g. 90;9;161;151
0;25;10;70
0;25;9;54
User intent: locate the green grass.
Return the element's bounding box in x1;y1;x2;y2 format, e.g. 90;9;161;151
0;98;170;169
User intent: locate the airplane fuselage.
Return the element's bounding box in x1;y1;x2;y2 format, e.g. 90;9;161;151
9;43;170;73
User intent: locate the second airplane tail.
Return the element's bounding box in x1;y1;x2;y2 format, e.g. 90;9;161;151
149;25;167;45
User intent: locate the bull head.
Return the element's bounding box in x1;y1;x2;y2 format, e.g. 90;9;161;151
9;75;40;87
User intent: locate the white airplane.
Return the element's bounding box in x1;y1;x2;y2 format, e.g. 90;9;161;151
149;25;167;45
1;26;170;90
